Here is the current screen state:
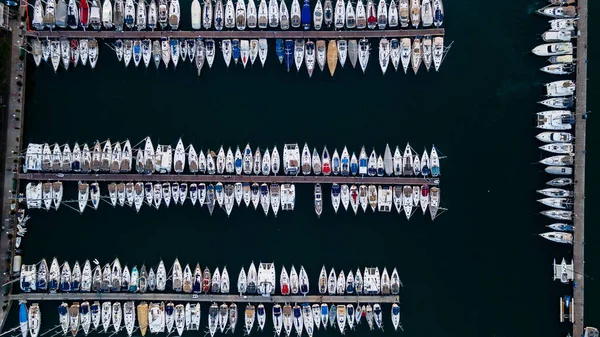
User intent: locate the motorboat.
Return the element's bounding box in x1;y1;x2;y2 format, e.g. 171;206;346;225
314;183;323;217
532;42;573;56
536;5;577;18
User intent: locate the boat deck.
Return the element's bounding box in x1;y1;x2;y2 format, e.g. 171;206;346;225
10;293;399;303
572;0;588;333
17;173;438;185
24;28;445;39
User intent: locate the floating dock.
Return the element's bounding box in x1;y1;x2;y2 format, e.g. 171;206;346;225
9;293;399;303
17;173;437;185
572;0;588;332
25;29;445;39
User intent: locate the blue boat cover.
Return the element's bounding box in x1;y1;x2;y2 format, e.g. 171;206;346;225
392;306;400;314
257;306;265;315
19;303;27;323
321;305;328;315
293;307;302;317
57;305;68;315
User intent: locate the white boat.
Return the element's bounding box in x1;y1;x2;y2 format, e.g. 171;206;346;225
237;39;249;68
356;0;365;28
251;183;260;209
290;266;299;294
388;0;398;27
294;39;305;72
337;305;346;333
346;0;355;28
539;143;573;154
203;0;213;28
168;0;180;28
537;5;577;18
537;110;574;130
244;305;255;334
550;18;577;31
377;0;386;28
291;0;301;27
314;0;323;29
214;0;223;30
536;131;573;143
305;40;316;77
268;0;278;27
432;36;443;71
334;0;344;28
60;38;71;70
357;38;370;73
302;304;314;337
542;209;572;220
331;183;341;213
545;80;576;97
314;183;323;217
256;0;267;27
378;38;390;74
336;39;347;68
540;63;574;75
260;183;270;216
532;42;573;56
238;267;247;294
217;303;227;333
273;304;283;335
222;39;232;67
540;232;573;244
191;0;201;28
397;37;411;74
411;37;422;73
542;30;573;42
247;0;257;27
324;0;332;27
236;0;247;29
537;188;573;198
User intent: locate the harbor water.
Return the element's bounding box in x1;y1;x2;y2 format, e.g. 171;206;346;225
12;0;600;335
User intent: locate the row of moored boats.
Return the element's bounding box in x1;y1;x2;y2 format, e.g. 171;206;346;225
21;260;401;296
29;0;443;31
24;140;442;177
534;3;577;245
33;36;445;75
30;38;99;71
19;299;400;337
24;181;441;219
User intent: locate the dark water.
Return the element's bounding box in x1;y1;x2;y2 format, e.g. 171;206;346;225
12;0;600;335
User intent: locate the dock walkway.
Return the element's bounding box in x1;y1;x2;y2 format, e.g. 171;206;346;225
17;173;438;185
0;9;27;332
9;293;399;303
572;0;588;333
25;28;445;39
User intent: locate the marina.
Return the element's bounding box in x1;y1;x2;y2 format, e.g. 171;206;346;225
531;0;589;334
0;0;597;332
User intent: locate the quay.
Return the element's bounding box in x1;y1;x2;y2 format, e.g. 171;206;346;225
17;173;437;185
0;1;28;332
9;293;399;304
24;28;445;39
572;0;588;333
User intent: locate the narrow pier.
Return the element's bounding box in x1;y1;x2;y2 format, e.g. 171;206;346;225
25;28;445;39
17;173;438;185
0;4;28;331
572;0;588;333
9;293;399;303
